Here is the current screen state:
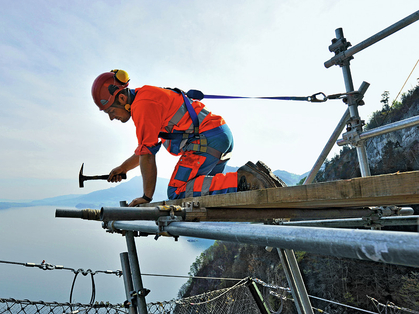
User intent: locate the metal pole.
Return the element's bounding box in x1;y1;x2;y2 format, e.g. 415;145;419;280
325;10;419;68
280;215;418;228
125;231;148;314
304;108;350;184
100;206;185;221
335;28;371;177
278;249;313;314
246;278;271;314
120;252;138;314
109;221;419;268
356;144;371;177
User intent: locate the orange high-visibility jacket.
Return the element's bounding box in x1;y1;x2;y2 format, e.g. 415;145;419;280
131;85;226;156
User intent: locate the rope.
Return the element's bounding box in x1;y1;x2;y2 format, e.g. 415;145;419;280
254;278;379;314
0;258;244;283
309;295;378;314
187;89;361;103
367;296;419;314
0;259;407;314
370;59;419;129
393;59;419;106
177;277;249;306
140;272;243;281
364;59;419;155
0;259;122;276
202;93;323;102
253;278;291;293
0;259;121;311
69;271;96;311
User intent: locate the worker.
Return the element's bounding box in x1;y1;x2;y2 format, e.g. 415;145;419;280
91;69;285;206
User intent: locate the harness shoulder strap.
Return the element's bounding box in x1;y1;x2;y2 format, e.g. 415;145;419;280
167;88;200;135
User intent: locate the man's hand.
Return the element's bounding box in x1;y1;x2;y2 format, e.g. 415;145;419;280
128;197;150;207
108;166;126;182
108;154;141;183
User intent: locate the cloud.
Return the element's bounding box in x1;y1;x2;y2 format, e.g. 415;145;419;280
0;0;418;199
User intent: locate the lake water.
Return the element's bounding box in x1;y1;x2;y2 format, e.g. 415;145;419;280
0;206;214;304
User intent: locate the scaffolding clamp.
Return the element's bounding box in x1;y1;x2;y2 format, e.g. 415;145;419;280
341;121;363;146
157;205;185;219
155;214;182;241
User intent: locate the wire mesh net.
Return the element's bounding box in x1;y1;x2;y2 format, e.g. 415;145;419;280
0;279;278;314
0;299;127;314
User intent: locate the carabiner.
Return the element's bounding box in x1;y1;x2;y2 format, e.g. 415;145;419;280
308;92;327;102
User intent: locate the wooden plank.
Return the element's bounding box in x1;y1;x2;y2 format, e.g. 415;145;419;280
144;171;419;221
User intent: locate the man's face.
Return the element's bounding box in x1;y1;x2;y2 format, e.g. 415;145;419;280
104;106;131;123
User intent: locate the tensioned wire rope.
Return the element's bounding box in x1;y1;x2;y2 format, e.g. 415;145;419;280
362;59;419;165
369;59;419;129
1;259;384;314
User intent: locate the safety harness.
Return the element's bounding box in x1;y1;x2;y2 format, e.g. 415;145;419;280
158;88;230;160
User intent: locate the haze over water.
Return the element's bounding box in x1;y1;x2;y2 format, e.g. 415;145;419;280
0;206;213;303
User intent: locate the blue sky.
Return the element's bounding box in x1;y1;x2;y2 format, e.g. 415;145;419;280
1;0;418;200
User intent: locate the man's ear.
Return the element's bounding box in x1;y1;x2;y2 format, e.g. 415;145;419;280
117;93;128;105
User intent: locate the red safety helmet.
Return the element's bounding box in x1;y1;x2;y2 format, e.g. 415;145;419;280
91;69;130;111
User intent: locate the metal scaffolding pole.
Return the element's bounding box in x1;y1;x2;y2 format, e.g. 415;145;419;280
324;10;419;68
120;252;138;314
334;28;372;177
278;249;313;314
304;108;350;184
125;232;148;314
106;221;419;268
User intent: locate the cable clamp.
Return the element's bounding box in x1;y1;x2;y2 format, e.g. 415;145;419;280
131;288;151;299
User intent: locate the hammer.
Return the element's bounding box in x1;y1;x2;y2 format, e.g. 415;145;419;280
79;163;127;188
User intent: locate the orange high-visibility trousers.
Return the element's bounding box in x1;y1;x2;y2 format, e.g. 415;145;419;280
167;125;236;199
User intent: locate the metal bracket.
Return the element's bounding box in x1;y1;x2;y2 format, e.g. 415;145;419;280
341;118;365;146
183;201;201;210
328;34;353;67
181;201;207;222
339;81;370;147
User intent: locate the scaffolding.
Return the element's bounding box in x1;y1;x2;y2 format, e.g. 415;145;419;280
56;10;419;314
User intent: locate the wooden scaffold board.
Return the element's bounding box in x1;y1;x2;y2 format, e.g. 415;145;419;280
142;170;419;221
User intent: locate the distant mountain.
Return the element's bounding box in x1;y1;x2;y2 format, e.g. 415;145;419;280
0;176;169;210
273;170;309;186
0;167;307;210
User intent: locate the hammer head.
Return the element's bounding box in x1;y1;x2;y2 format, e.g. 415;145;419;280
79;163;85;188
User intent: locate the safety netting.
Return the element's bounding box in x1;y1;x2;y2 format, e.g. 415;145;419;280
0;278;289;314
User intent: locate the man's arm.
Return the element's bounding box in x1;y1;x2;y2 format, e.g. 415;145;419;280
129;153;157;206
108;154;140;182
